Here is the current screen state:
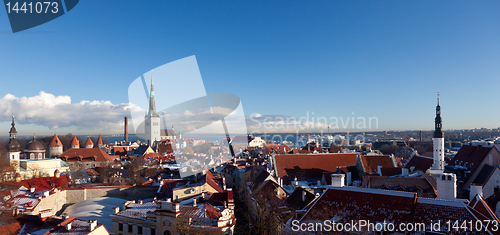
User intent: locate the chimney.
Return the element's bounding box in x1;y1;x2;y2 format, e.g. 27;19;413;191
65;222;72;231
346;172;352;186
113;207;119;215
124;117;128;142
302;190;307;202
15;173;21;183
377;165;383;176
89;220;97;231
193;198;197;207
331;174;345;187
470;184;483;201
437;173;457;200
139;200;143;204
402;168;409;177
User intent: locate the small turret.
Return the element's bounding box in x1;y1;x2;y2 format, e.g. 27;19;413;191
48;134;64;158
84;137;94;149
71;136;80;149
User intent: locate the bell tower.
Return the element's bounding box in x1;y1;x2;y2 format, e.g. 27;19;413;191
428;93;445;175
7;115;21;169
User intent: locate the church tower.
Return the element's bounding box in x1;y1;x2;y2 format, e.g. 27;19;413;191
428;94;445;175
7;115;21;165
145;70;161;146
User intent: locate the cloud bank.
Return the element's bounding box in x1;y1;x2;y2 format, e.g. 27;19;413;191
0;91;142;134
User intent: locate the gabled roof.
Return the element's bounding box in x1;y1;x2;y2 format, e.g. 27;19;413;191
48;134;63;147
274;153;358;182
59;148;118;162
473;164;496;185
133;145;152;156
250;170;271;192
84;138;93;146
485;188;500;212
359;155;395;174
449;145;498;184
404;154;433;172
284;187;316;211
70;136;79;146
469;194;499;222
205;171;224;193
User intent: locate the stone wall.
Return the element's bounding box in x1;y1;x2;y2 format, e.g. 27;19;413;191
66;185;158;204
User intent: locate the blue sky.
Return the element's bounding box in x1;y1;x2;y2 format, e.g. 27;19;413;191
0;1;499;135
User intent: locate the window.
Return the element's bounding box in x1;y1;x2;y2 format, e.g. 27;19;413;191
138;226;142;234
442;175;446;180
30;153;34;159
447;175;452;181
151;228;156;235
38;153;42;159
128;224;133;232
118;223;123;231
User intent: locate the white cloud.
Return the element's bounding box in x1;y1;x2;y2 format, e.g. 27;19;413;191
0;91;142;134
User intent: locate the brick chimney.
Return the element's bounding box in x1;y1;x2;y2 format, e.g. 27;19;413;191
124;117;128;142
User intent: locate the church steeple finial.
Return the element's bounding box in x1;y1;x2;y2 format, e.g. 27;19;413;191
437;92;440;106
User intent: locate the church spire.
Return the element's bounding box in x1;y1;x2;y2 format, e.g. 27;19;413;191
434;92;443;138
9;115;17;138
148;70;159;117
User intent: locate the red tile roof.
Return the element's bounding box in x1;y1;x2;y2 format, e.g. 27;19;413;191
469;194;499;222
48;134;63;147
362;175;436;197
84;137;93;146
206;171;224;193
274;153;358;181
404;155;433;172
299;187;497;234
59;148;118;162
359;155;395;174
19;174;71;192
0;222;21;235
70;136;79;146
264;144;291;154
